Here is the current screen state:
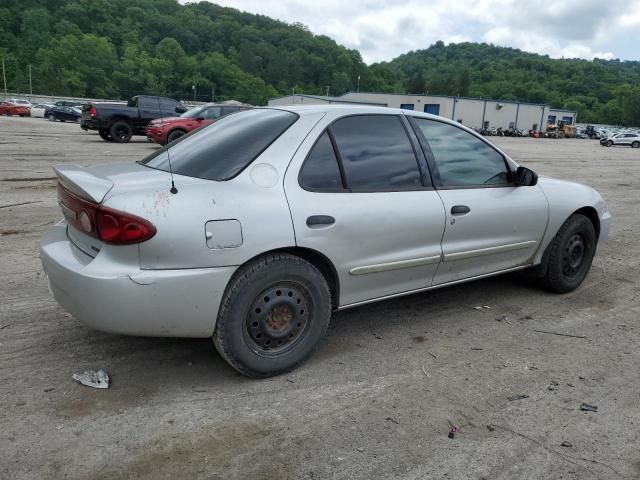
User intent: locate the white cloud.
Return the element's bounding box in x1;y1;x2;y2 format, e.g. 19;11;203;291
191;0;640;63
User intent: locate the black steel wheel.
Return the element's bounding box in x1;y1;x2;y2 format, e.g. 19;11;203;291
244;283;311;355
214;253;332;378
541;214;596;293
109;120;133;143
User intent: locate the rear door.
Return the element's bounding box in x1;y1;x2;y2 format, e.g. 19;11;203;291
285;113;446;307
410;116;548;284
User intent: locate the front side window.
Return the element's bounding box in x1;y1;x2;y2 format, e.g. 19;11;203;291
413;118;511;187
329;115;422;190
141;108;298;181
299;131;344;191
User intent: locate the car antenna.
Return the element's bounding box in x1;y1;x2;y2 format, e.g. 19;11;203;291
156;95;178;194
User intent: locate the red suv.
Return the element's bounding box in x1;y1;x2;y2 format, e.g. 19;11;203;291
146;103;246;145
0;101;30;117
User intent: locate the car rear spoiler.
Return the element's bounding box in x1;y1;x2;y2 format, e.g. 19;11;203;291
54;165;114;204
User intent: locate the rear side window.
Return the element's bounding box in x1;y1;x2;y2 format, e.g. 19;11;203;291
140;109;298;181
413;118;511;187
299;132;344;191
330;115;422;190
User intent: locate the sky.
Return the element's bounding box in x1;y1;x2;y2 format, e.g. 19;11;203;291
203;0;640;64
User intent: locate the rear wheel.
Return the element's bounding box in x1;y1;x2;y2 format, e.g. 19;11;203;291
48;114;56;122
110;121;133;143
213;253;332;378
632;141;640;149
98;129;113;141
167;129;186;144
541;214;597;293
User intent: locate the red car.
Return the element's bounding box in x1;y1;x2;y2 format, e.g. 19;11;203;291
0;100;30;117
146;103;246;145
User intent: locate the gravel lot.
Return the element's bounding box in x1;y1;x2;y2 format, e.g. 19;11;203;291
1;117;639;480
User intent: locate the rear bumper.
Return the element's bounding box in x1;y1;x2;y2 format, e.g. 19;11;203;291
81;118;105;131
40;223;237;338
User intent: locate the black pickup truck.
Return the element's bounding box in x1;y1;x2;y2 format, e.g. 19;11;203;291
81;95;187;143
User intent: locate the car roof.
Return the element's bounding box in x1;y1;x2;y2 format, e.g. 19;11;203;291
270;104;453;124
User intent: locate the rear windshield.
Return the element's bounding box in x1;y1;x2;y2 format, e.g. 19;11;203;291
140;108;298;181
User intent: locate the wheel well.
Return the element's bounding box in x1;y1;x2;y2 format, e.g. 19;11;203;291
109;116;132;127
574;206;600;240
275;247;340;309
168;128;187;136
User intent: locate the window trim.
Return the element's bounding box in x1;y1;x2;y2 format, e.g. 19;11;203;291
298;130;347;193
298;113;433;194
407;115;515;190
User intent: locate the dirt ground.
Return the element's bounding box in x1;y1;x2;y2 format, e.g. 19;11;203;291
1;116;639;480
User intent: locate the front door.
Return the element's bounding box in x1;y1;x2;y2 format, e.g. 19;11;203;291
285;113;446;307
410;116;548;284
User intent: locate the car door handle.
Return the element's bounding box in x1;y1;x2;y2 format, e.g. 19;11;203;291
306;215;335;227
451;205;470;215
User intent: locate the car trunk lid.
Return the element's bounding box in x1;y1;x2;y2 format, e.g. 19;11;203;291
54;163;175;257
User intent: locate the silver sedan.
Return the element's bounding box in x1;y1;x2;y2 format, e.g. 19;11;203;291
41;105;612;377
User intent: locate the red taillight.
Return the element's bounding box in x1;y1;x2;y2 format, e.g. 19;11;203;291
57;185;156;245
90;106;97;117
96;208;156;244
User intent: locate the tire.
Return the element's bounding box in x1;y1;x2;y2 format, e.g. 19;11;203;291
632;141;640;149
98;129;113;142
109;121;133;143
606;140;613;147
167;129;186;144
541;214;597;293
213;253;332;378
48;114;56;122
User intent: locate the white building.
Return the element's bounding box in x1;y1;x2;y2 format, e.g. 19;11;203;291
268;92;577;131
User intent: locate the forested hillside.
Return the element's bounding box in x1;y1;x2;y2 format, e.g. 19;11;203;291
0;0;367;104
1;1;639;124
380;42;640;125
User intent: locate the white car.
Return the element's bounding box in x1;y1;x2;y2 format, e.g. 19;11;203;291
30;104;54;118
601;133;640;148
41;105;612;377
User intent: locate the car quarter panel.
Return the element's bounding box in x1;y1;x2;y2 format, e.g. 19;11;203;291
533;176;612;264
128;111;327;269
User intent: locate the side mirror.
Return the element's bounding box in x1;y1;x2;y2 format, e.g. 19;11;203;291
195;117;205;121
515;166;538;186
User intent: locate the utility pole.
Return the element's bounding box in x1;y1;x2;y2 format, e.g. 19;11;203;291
292;87;295;104
2;57;6;95
357;75;360;93
325;85;330;97
29;64;32;95
192;84;196;102
211;85;215;102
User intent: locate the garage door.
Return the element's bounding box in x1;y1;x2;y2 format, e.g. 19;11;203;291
424;104;440;115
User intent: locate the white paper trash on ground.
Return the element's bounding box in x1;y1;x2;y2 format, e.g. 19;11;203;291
72;369;110;389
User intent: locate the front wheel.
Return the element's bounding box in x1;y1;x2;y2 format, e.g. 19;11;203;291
606;140;613;147
167;129;186;144
48;114;56;122
632;141;639;149
541;214;597;293
213;253;332;378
